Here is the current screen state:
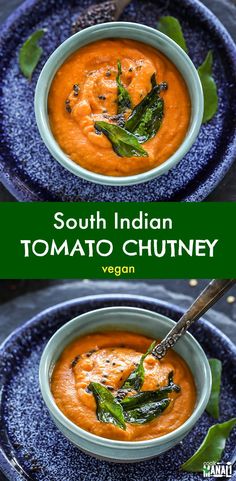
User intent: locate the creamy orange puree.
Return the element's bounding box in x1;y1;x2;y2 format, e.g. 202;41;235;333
51;331;196;441
48;39;191;177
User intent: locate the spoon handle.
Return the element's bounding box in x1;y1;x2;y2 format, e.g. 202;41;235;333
114;0;132;19
152;279;235;360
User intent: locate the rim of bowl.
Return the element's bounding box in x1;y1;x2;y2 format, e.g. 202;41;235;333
39;306;212;449
35;21;204;187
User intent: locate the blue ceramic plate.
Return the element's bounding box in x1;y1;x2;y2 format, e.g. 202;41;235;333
0;294;236;481
0;0;236;201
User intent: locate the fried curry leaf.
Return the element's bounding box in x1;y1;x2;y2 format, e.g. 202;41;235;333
181;418;236;472
130;98;164;143
167;370;181;392
123;398;170;424
116;60;132;114
121;390;169;410
125;77;164;143
90;373;180;428
95;121;148;157
120;371;180;424
198;51;218;123
121;341;156;391
89;382;126;430
206;358;222;419
121;390;167;410
157;16;188;53
19;29;45;80
121;373;180;411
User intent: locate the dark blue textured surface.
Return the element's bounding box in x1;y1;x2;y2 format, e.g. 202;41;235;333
0;0;236;201
0;294;236;481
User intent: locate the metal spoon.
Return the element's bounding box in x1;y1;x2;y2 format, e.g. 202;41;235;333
152;279;236;360
72;0;132;34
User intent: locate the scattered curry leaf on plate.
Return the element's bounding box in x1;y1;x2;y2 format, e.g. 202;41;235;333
206;358;222;419
89;382;126;430
198;51;218;123
125;76;164;143
121;341;156;391
157;16;188;53
19;29;45;80
157;18;218;123
181;418;236;472
95;121;148;157
116;60;132;115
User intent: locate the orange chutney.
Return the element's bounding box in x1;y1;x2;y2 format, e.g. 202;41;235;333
51;331;196;441
48;39;191;177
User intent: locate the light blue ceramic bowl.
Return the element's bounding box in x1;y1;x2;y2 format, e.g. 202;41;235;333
35;22;203;187
39;306;211;462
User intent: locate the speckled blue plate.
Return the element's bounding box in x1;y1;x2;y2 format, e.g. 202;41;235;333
0;294;236;481
0;0;236;201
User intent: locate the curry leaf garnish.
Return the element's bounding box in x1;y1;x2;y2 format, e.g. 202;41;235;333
89;382;126;430
121;372;180;410
123;398;170;424
125;76;164;143
95;121;148;157
116;60;132;114
121;341;156;391
120;371;180;424
167;370;181;392
198;51;218;123
206;358;222;419
181;418;236;472
19;29;45;80
151;72;157;88
157;16;188;53
90;373;180;429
